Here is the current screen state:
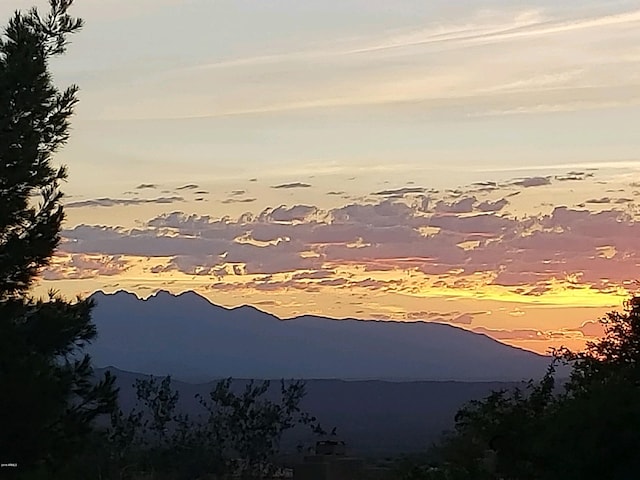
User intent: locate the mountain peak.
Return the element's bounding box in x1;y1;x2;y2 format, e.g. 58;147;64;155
87;290;550;382
90;289;139;302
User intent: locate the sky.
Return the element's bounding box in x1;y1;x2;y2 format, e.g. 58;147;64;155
4;0;640;354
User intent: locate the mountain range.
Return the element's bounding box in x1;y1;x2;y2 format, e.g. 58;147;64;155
88;290;551;382
98;366;522;455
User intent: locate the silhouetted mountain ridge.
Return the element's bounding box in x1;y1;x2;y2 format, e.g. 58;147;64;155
95;366;525;455
88;289;551;382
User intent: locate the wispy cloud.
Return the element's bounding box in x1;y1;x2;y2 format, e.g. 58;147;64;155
114;5;639;120
372;187;428;197
176;184;199;191
221;197;256;204
89;2;639;124
511;177;552;188
65;196;184;208
271;182;312;189
349;9;640;54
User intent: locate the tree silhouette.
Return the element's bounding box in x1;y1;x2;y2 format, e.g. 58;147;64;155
0;1;117;475
403;296;640;480
98;376;327;479
545;296;640;479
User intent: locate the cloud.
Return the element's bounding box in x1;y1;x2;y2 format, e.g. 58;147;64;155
221;197;257;204
253;299;280;307
473;324;600;344
74;0;640;128
555;171;593;182
65;196;184;208
473;326;547;341
54;190;640;296
290;270;335;280
477;198;508;212
266;205;318;223
473;181;497;188
372;187;427;196
271;182;312;189
511;176;551;188
176;184;199;190
349;9;640;55
135;183;158;189
226;275;400;294
42;254;129;280
434;197;476;214
583;197;633;205
584;197;612;204
578;321;606;338
146;212;242;235
468;181;499;193
404;310;482;325
451;313;474;325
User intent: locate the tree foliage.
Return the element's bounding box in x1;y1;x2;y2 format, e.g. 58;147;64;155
0;1;117;475
70;376;326;479
399;296;640;480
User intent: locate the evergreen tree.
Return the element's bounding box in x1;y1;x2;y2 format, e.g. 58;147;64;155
0;1;117;475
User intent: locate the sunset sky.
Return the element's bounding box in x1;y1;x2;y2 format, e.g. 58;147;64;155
5;0;640;354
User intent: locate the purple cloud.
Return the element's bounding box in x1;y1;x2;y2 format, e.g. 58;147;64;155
511;177;551;188
66;196;184;208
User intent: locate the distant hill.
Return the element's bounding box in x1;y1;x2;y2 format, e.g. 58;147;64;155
88;290;551;382
97;366;523;455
